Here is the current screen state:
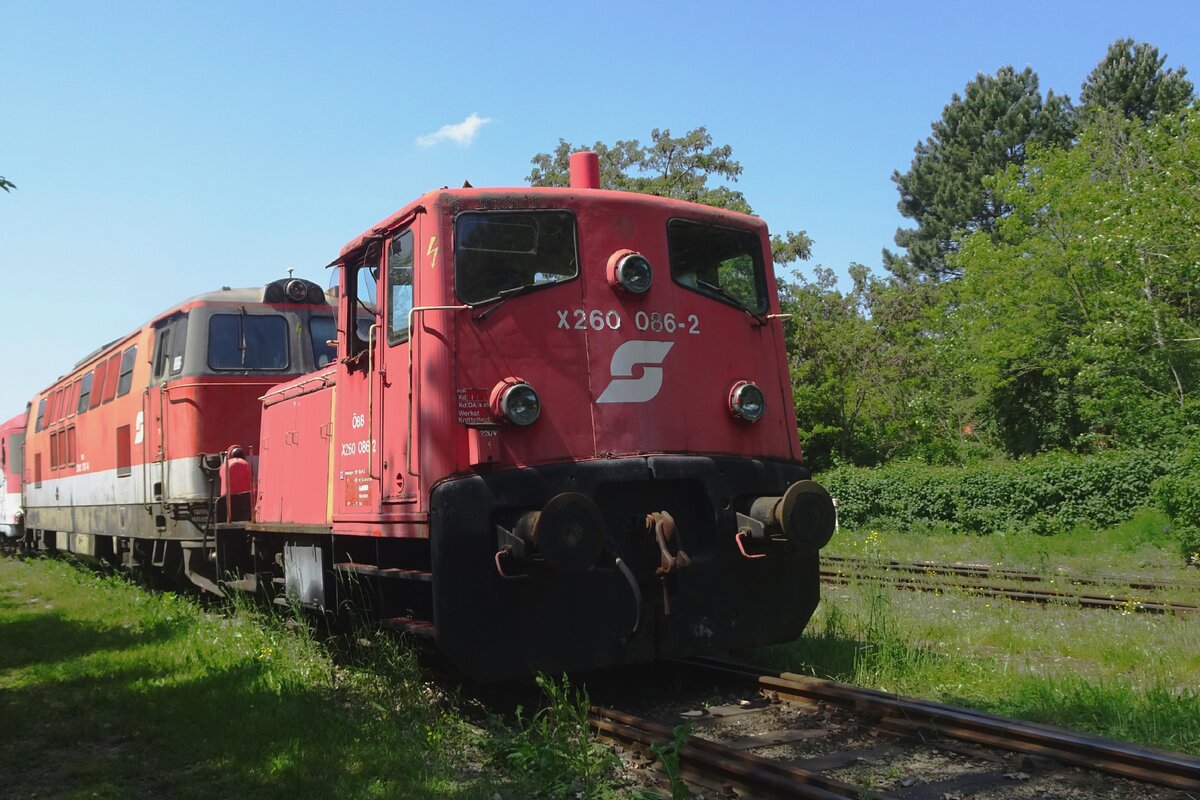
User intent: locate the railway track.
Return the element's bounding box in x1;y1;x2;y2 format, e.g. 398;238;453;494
825;556;1200;594
590;658;1200;798
822;555;1200;615
825;555;1200;593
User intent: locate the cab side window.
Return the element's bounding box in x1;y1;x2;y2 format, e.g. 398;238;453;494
153;329;172;379
152;315;188;382
387;230;414;345
343;241;381;366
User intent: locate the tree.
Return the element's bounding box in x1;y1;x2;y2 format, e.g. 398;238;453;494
781;263;982;468
529;127;746;208
887;66;1074;281
528;127;812;264
953;109;1200;452
1080;39;1195;122
782;266;886;468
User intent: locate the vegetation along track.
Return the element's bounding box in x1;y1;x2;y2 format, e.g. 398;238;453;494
822;555;1200;616
588;657;1200;799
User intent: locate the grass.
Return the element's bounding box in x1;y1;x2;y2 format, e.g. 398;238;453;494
10;516;1195;796
0;557;496;799
827;509;1198;586
750;518;1200;756
0;556;692;799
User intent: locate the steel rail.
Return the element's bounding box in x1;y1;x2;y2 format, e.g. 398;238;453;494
767;673;1200;790
824;554;1199;593
589;706;883;800
820;570;1198;615
684;657;1200;792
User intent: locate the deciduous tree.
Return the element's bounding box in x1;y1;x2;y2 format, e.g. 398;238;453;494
528;127;812;264
954;109;1200;451
782;264;978;468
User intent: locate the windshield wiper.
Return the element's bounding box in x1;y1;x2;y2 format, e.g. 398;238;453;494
472;282;546;321
238;306;248;367
696;279;767;325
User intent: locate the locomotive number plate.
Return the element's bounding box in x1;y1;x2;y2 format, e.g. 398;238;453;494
555;308;700;335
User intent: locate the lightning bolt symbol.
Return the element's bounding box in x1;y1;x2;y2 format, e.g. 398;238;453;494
427;235;439;270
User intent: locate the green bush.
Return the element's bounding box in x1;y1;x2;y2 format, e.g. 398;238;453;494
821;450;1171;536
1150;444;1200;563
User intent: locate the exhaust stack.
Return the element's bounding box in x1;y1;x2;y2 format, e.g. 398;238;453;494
569;151;600;190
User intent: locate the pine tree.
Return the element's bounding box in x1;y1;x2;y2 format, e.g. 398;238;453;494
1080;38;1194;122
887;66;1074;281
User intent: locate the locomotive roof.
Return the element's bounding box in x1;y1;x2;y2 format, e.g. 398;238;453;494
35;283;331;399
146;283;333;324
0;412;26;432
158;285;291;315
335;186;767;266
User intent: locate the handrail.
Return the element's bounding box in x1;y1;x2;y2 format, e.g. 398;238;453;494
140;386;152;512
166;380;282;391
159;384;170;500
257;369;336;402
367;322;379;480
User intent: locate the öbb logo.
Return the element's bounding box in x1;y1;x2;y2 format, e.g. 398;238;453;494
596;340;675;404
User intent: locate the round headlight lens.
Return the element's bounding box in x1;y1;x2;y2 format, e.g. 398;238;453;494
285;278;309;302
501;383;541;426
729;381;766;422
615;253;653;295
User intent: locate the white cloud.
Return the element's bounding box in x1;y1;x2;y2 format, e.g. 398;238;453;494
416;112;492;148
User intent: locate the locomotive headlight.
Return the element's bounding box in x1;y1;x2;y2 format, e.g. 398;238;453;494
607;249;653;295
285;278;309;302
492;379;541;426
728;381;766;422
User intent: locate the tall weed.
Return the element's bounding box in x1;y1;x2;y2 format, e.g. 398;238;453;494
490;673;619;799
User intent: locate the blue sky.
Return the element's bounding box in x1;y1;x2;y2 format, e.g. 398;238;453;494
2;0;1198;416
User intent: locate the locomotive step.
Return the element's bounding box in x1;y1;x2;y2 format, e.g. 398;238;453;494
224;574;258;593
334;562;433;582
380;615;436;638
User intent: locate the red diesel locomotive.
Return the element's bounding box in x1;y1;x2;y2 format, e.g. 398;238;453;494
18;153;836;680
1;413;25;541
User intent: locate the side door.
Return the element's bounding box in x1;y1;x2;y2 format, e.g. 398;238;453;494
381;223;416;503
331;242;384;517
145;313;187;503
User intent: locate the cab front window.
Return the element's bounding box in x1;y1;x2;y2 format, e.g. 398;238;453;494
454;210;577;304
208;314;289;371
668;219;768;314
